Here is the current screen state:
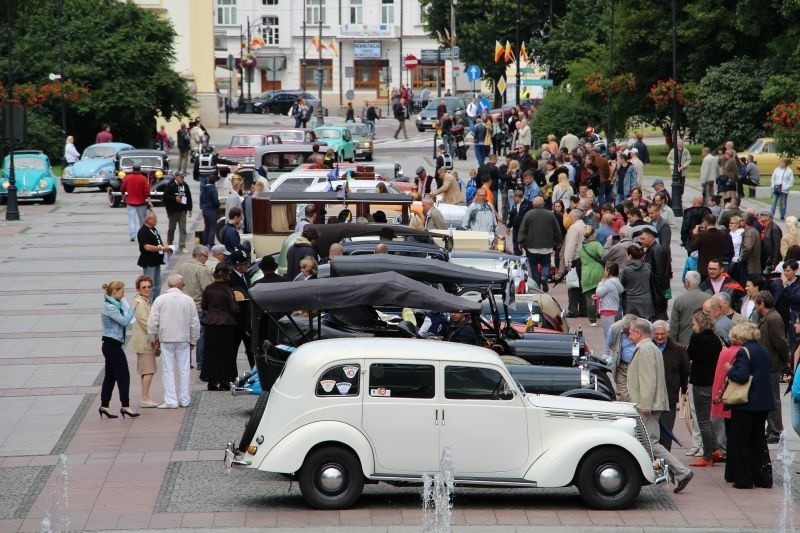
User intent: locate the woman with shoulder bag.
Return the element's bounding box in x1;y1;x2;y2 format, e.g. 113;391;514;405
723;322;775;489
770;158;794;220
687;309;724;467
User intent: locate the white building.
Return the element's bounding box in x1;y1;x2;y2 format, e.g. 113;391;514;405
213;0;472;112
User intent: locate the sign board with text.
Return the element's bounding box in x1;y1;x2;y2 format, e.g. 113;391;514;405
353;41;382;58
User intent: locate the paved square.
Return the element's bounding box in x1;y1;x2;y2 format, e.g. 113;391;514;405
0;395;84;456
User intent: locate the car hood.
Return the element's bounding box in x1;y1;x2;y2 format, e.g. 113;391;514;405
219;147;255;156
526;393;637;417
2;168;49;190
71;158;114;176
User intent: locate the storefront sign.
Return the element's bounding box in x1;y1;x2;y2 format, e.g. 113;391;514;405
353;42;382;58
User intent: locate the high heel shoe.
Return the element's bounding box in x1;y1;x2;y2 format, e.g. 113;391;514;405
98;407;118;419
120;408;140;419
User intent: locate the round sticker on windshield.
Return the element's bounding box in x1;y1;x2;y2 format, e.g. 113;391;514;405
336;382;352;395
343;366;358;379
320;380;336;393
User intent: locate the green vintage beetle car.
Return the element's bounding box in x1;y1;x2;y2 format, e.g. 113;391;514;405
314;125;356;162
0;150;58;205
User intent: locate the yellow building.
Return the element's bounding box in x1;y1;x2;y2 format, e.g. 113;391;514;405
131;0;219;128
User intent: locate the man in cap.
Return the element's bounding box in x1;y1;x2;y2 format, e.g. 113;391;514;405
414;166;436;194
163;171;193;253
649;178;672;206
228;248;255;370
253;255;283;285
120;163;152;241
205;244;229;274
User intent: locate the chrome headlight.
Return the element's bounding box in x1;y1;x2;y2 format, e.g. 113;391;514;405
98;170;107;177
364;141;372;149
63;167;73;178
38;179;48;189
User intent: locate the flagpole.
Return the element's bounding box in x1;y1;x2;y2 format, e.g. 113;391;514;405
515;0;521;104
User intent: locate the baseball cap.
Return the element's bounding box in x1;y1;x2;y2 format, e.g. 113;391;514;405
652;178;664;186
211;244;230;256
415;166;425;175
759;208;772;217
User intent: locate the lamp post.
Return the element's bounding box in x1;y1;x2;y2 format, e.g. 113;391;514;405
607;0;614;145
315;11;324;127
450;0;456;95
301;5;307;94
4;0;19;221
670;0;683;216
57;0;66;136
515;0;521;104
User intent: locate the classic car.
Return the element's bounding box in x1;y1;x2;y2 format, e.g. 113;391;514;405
740;137;798;175
61;142;134;192
490;98;536;121
107;149;170;208
225;336;663;510
253;90;320;115
254;143;320;177
0;150;57;204
415;97;468;132
314;126;356;162
268;128;325;145
218;133;282;169
342;122;373;161
277;161;404;183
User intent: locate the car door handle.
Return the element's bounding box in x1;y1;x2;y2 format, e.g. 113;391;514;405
441;409;445;426
434;409;438;425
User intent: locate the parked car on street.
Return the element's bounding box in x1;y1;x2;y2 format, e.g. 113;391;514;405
61;142;134;193
107;149;170;208
253;91;320;115
415;97;468;132
740;137;799;175
314;126;356;162
225;332;662;510
218;133;282;168
342;122;374;161
268;128;324;145
0;150;57;204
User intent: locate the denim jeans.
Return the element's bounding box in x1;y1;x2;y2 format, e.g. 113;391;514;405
766;370;783;439
693;385;716;460
127;204;148;239
202;211;217;247
771;192;788;219
525;252;551;289
791;395;800;438
142;265;162;299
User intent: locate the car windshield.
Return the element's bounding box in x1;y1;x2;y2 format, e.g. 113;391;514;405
276;131;304;142
424;99;461;111
273;177;317;191
83;146;119;159
745;140;764;153
345;124;369;137
120;156;163;169
231;135;266;147
316;129;341;140
8;157;45;170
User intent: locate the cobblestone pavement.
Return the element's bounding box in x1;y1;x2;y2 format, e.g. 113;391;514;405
1;116;799;532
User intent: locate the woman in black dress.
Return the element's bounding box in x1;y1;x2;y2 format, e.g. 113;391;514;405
199;264;239;391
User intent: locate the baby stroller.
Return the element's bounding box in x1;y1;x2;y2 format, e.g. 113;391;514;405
451;124;468;160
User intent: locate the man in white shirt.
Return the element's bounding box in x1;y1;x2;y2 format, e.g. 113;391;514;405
466;97;478;128
148;274;200;409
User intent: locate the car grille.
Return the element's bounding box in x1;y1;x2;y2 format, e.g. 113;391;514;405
634;415;654;459
544;410;619;421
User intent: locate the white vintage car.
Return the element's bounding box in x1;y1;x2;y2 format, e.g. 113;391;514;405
225;338;663;510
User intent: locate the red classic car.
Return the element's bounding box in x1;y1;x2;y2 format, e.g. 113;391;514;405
268;128;326;146
217;133;282;167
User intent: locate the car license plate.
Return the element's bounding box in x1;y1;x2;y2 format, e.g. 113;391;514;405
74;179;89;185
356;149;363;154
19;190;30;197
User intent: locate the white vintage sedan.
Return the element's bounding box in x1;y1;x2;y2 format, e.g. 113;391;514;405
225;338;663;510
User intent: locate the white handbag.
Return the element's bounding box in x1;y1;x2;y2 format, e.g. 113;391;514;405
565;267;580;289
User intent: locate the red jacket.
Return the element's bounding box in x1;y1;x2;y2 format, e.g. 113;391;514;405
120;173;150;206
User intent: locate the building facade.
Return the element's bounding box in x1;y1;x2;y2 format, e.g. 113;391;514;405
214;0;471;113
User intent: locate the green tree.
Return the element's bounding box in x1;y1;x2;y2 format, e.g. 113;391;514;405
684;57;770;150
0;0;190;158
530;87;602;144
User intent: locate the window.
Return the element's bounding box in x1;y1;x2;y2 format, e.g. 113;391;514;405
354;60;388;90
316;364;360;397
216;0;237;25
369;363;435;399
445;366;513;400
306;0;326;25
349;0;362;24
262;0;278;4
261;16;279;45
381;0;394;24
412;65;445;90
300;59;333;90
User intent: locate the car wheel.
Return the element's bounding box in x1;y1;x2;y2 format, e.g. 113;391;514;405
417;127;425;132
62;183;75;193
43;188;57;205
107;189;121;208
98;183;109;192
366;154;373;162
237;392;270;452
347;152;355;163
576;447;642;510
338;151;344;163
299;446;364;510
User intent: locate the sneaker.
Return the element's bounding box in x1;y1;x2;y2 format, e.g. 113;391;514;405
590;322;598;327
689;457;714;467
130;237;135;242
674;471;694;494
693;449;704;457
156;403;178;409
181;248;188;254
685;448;701;456
140;400;159;408
179;403;190;408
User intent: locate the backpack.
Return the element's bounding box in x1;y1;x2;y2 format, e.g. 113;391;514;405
440;152;453;171
465;178;478;204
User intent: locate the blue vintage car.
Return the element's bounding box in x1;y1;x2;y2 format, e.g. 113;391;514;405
0;150;58;205
314;126;356;162
61;142;134;192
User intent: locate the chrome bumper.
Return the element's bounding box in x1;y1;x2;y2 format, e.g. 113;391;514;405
224;442;251;471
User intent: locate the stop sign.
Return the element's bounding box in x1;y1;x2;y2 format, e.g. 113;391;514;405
404;54;419;70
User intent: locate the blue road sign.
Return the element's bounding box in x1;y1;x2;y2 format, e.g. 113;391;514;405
466;65;482;81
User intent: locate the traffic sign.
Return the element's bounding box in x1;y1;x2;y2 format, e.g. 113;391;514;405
466;65;482;81
345;89;355;101
404;54;419;70
521;79;554;87
497;77;507;94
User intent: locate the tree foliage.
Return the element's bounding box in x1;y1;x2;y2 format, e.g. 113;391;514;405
530;88;602;144
0;0;190;158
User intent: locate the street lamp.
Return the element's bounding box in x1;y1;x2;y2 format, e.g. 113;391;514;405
301;4;307;94
450;0;456;95
670;0;683;216
515;0;521;104
607;0;615;146
4;0;19;221
315;11;324;127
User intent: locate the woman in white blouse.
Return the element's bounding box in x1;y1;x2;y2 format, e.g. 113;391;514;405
64;135;80;165
770;158;794;220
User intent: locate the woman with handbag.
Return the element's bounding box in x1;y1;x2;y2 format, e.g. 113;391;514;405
724;322;775;489
578;226;605;327
687;310;724;467
770;158;794;220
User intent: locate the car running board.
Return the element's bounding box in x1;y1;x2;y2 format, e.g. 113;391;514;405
370;474;537;488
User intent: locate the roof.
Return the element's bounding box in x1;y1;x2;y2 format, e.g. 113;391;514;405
308;222;448;257
249;271;481;313
117;149;168;157
284;338;502;377
329;254;508;285
87;142;134;150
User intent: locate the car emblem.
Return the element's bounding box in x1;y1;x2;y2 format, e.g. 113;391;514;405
319;380;336;393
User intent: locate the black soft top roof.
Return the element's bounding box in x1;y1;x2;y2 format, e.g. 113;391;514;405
249;271;481;313
329;254;508;285
308;223;451;257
